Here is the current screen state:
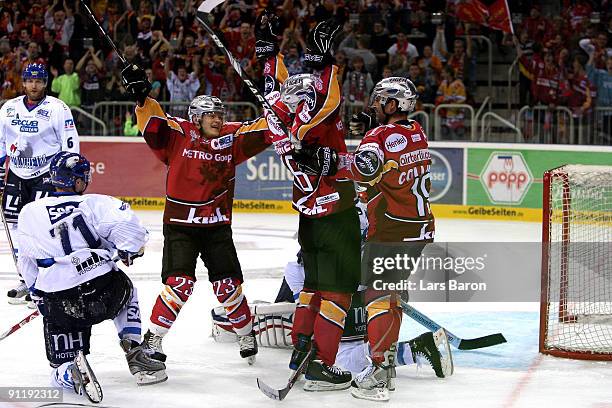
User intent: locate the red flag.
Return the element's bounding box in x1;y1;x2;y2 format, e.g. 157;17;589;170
455;0;489;25
488;0;514;34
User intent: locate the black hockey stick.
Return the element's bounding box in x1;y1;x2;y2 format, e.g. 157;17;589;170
78;0;128;66
256;346;315;400
195;0;299;148
401;300;507;350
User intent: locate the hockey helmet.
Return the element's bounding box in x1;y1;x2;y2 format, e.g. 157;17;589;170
22;63;48;84
188;95;225;125
280;74;317;113
49;152;91;189
370;77;418;114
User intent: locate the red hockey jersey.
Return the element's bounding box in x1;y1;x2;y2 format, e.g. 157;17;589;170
263;54;356;217
135;97;270;226
337;119;434;242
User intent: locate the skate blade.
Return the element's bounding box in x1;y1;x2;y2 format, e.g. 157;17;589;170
303;380;351;392
350;386;390;402
433;328;454;377
75;351;103;403
7;297;27;305
247;355;256;365
135;370;168;386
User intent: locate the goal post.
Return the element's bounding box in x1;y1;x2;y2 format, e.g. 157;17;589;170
540;164;612;360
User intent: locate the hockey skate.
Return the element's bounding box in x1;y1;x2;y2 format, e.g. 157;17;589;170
143;330;167;362
238;331;258;365
121;339;168;385
70;350;103;403
304;360;352;392
7;281;27;305
350;362;390;402
408;328;454;378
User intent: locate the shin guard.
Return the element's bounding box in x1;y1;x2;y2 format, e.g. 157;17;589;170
365;290;402;365
291;289;321;345
149;275;194;335
313;291;352;366
213;277;252;336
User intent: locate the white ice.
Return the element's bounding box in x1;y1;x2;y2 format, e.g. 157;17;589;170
1;212;611;408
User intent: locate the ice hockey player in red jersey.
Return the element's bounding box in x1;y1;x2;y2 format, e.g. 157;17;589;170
292;77;454;401
255;13;361;391
121;64;272;370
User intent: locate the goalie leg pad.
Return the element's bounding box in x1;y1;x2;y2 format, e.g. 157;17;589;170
313;291;351;366
213;277;252;336
365;289;402;365
149;275;194;335
44;317;92;366
211;306;239;343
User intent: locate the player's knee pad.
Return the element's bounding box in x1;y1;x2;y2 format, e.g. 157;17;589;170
150;275;194;332
212;277;252;335
44;317;91;366
318;292;352;330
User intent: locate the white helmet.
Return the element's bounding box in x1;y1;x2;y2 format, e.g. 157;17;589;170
370;77;418;114
188;95;225;124
280;74;317;113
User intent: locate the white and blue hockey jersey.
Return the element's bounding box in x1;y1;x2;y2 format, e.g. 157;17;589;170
0;95;79;179
17;193;148;293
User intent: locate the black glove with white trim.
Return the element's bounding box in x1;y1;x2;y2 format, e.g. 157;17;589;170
121;64;151;106
255;10;281;60
118;247;145;267
293;145;338;176
349;111;378;138
304;19;340;69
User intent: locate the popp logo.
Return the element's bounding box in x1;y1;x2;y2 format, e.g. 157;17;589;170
480;152;532;204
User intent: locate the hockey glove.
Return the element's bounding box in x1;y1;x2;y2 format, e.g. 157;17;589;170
118;247;145;267
30;292;46;315
293;145;338;176
255;10;281;60
121;64;152;106
349;111;378;139
304;19;341;70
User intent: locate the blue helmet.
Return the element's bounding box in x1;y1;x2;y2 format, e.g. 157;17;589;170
22;63;48;83
50;152;91;189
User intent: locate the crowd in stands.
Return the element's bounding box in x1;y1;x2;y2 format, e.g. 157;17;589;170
0;0;610;143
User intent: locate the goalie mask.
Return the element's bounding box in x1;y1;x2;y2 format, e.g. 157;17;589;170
188;95;226;125
280;74;317;113
370;77;418;116
50;152;91;190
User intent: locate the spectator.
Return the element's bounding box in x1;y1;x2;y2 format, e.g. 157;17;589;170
566;55;593;143
51;58;80;107
340;34;378;78
435;65;467;140
579;32;612;70
136;16;154;56
408;62;435;105
587;54;612;144
512;31;538;107
165;58;200;115
343;55;374;107
224;21;256;66
44;0;74;49
0;43;21;99
146;67;161;99
22;42;45;67
521;6;548;45
41;29;65;75
371;20;392;73
418;45;442;88
76;47;104;111
334;49;348;86
387;30;418;65
124;111;139;136
530;50;565;109
283;44;305;76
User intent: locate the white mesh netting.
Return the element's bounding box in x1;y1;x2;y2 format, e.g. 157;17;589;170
543;164;612;358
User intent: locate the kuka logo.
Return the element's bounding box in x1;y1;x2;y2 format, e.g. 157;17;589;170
480;152;533;205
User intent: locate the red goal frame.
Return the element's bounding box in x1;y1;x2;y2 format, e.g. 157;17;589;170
539;166;612;360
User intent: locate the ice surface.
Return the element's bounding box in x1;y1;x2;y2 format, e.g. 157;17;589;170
1;212;611;408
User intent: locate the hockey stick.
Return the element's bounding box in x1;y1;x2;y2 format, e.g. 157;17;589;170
78;0;128;66
256;345;315;401
400;300;507;350
0;309;39;341
195;0;298;148
0;193;18;269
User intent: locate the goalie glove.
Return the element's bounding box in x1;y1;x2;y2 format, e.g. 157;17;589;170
121;64;152;106
118;247;145;267
255;10;281;60
304;19;341;70
292;145;338;176
349;111;378;139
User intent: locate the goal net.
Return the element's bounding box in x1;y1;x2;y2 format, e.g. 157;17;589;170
540;164;612;360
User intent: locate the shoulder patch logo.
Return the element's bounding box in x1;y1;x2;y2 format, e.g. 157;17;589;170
384;133;407;153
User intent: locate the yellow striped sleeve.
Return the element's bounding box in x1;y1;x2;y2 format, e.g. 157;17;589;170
296;65;340;141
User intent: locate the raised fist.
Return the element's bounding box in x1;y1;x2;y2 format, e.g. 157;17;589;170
121;64;152;106
255;10;281;60
304;19;341;69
